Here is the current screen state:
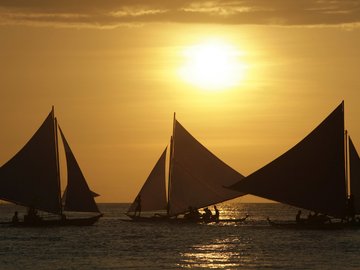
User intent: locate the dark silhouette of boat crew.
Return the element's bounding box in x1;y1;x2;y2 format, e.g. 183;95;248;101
296;210;331;225
212;205;220;222
12;211;19;224
134;195;142;217
184;206;201;221
295;210;304;223
202;207;212;222
24;207;42;224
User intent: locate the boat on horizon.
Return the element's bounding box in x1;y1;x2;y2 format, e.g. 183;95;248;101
126;113;247;223
0;107;102;227
228;101;360;229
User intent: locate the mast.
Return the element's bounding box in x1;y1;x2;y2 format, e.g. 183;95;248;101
167;112;176;215
53;106;63;216
345;129;349;197
342;101;349;198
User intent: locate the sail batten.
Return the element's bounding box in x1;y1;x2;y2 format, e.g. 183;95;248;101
168;120;244;216
228;103;347;218
0;110;62;214
128;147;168;213
59;126;100;213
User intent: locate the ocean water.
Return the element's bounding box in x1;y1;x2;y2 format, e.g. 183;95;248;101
0;202;359;270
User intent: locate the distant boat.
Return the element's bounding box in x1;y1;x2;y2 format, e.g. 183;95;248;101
228;101;360;227
0;107;102;226
126;113;245;222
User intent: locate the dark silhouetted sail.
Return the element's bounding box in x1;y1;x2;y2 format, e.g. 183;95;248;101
349;137;360;214
91;190;100;197
62;187;99;204
168;121;244;216
59;127;100;213
128;148;168;213
228;103;347;218
0;110;62;214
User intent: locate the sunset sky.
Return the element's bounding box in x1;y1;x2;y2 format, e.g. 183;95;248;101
1;1;360;203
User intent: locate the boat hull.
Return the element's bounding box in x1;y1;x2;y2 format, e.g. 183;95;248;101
7;214;103;227
123;214;248;224
267;218;343;230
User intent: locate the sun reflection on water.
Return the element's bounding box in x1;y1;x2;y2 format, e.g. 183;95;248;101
179;238;252;269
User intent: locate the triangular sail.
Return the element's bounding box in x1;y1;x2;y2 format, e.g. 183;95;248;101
0;110;62;214
349;137;360;214
228;103;347;218
128;147;168;213
62;186;99;204
59;126;100;213
168;120;245;216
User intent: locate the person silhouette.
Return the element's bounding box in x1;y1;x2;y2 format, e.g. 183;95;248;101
134;195;142;217
202;207;212;222
213;205;220;222
24;207;42;223
12;211;19;224
296;210;303;223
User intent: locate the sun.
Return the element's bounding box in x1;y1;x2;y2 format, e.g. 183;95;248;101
179;39;247;91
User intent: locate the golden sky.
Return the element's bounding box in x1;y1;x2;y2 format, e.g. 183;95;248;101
1;1;360;202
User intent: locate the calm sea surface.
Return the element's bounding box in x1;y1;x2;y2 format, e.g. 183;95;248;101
0;202;359;270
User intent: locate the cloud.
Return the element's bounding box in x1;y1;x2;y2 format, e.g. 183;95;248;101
0;0;360;28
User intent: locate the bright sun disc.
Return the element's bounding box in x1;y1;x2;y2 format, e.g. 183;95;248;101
179;40;247;91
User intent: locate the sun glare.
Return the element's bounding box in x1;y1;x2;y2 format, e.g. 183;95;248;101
179;40;247;91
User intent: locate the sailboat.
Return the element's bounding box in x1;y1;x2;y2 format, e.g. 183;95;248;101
126;114;246;222
228;101;360;228
0;107;103;226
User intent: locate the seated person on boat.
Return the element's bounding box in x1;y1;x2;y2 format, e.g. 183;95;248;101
12;211;19;224
202;207;212;222
24;207;42;224
184;206;201;221
212;205;220;222
297;210;331;225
